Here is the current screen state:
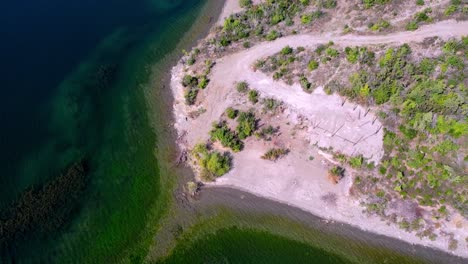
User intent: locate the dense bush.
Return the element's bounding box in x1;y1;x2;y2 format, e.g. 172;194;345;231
369;20;390;31
210;122;243;152
248;89;259;103
193;144;232;180
198;76;209;89
349;155;364;168
182;74;198;87
406;8;432;30
281;45;293;55
308;59;319;70
226;107;239;119
266;30;280;41
205;152;231;176
301;10;324;24
236;111;257;139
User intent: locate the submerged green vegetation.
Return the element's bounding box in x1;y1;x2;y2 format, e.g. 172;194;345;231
155;202;436;264
160;227;348;264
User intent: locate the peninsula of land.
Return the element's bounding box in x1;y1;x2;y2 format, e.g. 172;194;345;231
171;0;468;258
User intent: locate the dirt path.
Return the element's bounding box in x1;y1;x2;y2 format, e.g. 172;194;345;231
198;19;468;162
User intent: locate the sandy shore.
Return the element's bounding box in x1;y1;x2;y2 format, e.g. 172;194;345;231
170;0;468;258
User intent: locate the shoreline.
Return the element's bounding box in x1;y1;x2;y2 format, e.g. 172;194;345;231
197;186;467;264
169;0;468;259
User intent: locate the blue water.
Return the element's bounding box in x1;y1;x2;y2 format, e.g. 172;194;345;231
0;0;207;262
0;0;155;204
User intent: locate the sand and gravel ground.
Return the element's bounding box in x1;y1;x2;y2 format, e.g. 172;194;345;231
171;0;468;257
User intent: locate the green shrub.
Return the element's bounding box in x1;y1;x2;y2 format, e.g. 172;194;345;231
349;155;364;168
418;58;436;75
416;0;424;5
299;75;313;92
315;44;326;55
399;125;418;139
406;21;418;31
415;8;431;22
270;13;285;25
345;47;359;63
193;144;232;180
239;0;252;8
263;98;281;111
187;55;196;65
301;10;323;24
185;89;198;105
444;5;458;16
226;107;238;119
248;89;259;103
379;166;387;175
325;47;339;57
322;0;337;8
261;148;289;161
210;122;243;152
301;14;313;24
266;30;280;41
281;45;293;55
205;152;231;177
236;111;257;139
236;81;249;93
198;76;209;89
370;20;390;31
308;59;319;70
182;74;198;87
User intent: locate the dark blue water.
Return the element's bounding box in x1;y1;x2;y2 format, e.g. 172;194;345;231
0;0;151;204
0;0;208;262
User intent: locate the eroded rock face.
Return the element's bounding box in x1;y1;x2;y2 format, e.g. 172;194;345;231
276;86;384;164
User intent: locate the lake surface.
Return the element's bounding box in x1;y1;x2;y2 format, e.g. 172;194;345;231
0;0;209;262
0;0;464;263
